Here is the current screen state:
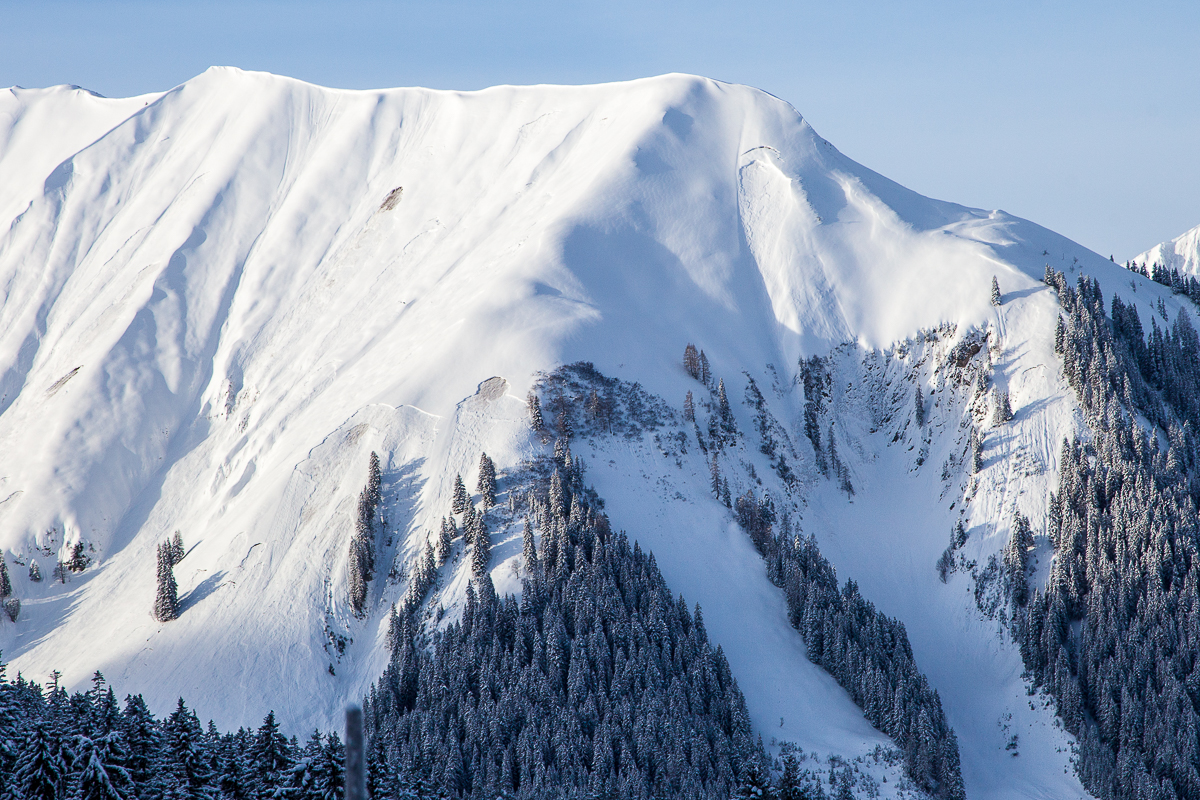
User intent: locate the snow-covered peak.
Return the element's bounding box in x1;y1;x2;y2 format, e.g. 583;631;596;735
0;69;1145;797
1133;221;1200;275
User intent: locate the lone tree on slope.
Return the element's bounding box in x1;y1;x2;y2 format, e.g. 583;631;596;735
153;541;179;622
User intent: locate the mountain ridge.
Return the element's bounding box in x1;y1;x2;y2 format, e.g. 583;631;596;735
3;68;1187;799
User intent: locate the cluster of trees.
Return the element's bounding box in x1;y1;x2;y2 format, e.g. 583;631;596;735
0;668;342;800
533;362;675;442
153;533;185;623
1017;268;1200;800
800;357;831;475
1125;259;1200;308
363;440;767;800
731;501;965;799
349;454;384;616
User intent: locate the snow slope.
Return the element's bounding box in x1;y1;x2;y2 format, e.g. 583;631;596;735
1133;221;1200;275
0;67;1184;798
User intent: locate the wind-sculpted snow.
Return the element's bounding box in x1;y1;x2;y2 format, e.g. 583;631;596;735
0;67;1175;798
1134;222;1200;277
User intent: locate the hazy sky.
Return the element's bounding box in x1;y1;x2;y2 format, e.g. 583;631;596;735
3;0;1196;260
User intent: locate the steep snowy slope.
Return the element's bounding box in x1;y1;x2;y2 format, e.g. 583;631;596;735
0;68;1177;798
1133;221;1200;275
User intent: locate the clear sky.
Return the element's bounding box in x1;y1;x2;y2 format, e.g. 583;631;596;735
3;0;1196;261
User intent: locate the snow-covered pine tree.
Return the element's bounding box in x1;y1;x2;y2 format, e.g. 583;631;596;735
992;389;1013;425
683;390;694;422
683;343;701;380
521;518;537;574
476;453;496;508
436;519;452;566
470;514;490;578
991;275;1002;306
170;532;185;565
1003;513;1034;606
66;542;91;573
0;557;10;599
153;542;179;622
71;732;133;800
527;392;544;431
914;385;925;427
699;350;711;387
12;722;66;800
250;711;292;800
970;429;983;473
450;475;469;515
28;559;42;582
710;452;721;499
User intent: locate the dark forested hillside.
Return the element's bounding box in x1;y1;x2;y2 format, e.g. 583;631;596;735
0;669;346;800
1018;269;1200;800
362;439;765;800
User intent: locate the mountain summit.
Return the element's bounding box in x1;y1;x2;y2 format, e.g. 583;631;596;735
1;69;1186;799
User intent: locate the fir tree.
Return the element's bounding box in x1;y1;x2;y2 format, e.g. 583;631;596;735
684;390;695;422
153;543;179;623
914;385;925;427
475;454;496;509
29;560;42;582
13;723;66;800
992;389;1013;425
991;275;1002;306
521;518;537;574
169;533;185;566
717;378;733;431
450;475;469;515
683;343;701;380
700;350;712;387
470;515;490;578
70;732;133;800
526;393;544;432
0;557;10;599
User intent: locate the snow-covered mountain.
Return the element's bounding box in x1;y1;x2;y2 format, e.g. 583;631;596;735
1133;222;1200;275
2;68;1190;799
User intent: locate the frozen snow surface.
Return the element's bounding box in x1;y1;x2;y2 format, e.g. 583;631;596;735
1134;221;1200;276
1;68;1185;798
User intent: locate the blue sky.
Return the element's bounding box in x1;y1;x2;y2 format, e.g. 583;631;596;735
3;0;1196;260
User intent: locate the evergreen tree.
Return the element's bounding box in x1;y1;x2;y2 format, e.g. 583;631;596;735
717;379;734;432
436;519;452;567
683;343;701;380
450;475;469;516
153;543;179;623
475;454;496;509
469;514;490;578
0;557;11;599
163;699;212;800
70;733;133;800
521;518;537;574
700;351;712;387
251;712;291;800
29;559;42;582
13;723;66;800
527;393;544;432
992;389;1013;425
684;390;695;422
914;385;925;427
991;275;1001;306
170;533;185;566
